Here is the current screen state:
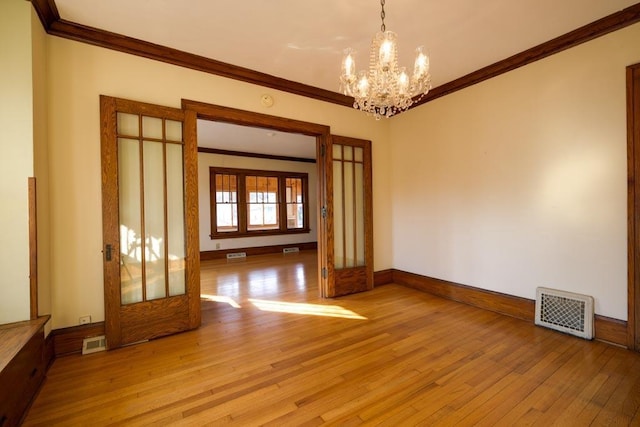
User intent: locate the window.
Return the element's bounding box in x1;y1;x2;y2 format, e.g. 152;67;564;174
210;167;309;238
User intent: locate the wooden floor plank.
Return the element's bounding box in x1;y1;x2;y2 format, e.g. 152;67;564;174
22;251;640;426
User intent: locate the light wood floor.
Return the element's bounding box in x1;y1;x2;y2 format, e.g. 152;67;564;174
24;251;640;426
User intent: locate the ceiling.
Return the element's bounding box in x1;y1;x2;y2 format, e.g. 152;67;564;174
54;0;638;93
50;0;638;157
197;121;316;159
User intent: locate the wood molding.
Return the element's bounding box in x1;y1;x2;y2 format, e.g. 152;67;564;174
37;15;352;107
201;242;318;261
52;322;105;357
28;177;38;320
198;147;316;164
414;2;640;107
373;269;393;287
31;1;640;111
393;270;535;322
392;269;627;347
628;62;640;351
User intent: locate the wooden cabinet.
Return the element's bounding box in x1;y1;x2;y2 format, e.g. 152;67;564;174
0;318;50;427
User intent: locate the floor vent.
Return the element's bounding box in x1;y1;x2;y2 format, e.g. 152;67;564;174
283;247;300;254
226;252;247;260
535;287;594;340
82;335;107;355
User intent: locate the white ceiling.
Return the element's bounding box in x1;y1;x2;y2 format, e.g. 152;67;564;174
52;0;638;156
197;120;316;159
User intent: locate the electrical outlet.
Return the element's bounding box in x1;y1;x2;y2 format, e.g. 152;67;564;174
216;243;221;250
79;315;91;325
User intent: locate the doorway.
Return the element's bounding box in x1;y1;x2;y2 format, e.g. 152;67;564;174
196;118;320;305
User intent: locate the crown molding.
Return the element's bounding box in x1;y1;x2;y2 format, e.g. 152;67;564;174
30;1;640;111
415;2;640;106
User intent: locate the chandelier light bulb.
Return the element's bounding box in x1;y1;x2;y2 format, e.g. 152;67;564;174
339;0;432;119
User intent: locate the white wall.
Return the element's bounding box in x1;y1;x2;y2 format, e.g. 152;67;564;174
198;153;318;251
46;36;391;329
0;0;35;324
390;23;640;320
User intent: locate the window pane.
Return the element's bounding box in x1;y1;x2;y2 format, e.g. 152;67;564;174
286;177;304;229
246;175;279;231
215;173;237;232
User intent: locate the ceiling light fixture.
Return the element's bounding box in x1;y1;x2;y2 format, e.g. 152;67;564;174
340;0;432;119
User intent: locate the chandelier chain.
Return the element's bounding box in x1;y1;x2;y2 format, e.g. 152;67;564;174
380;0;386;32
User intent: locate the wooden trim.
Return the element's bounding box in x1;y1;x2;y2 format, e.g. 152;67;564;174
182;100;331;137
28;177;38;320
629;62;640;351
184;108;202;330
373;269;393;287
413;3;640;107
393;270;535;322
200;242;317;261
31;2;640;111
392;269;627;346
198;147;316;164
52;322;106;357
40;17;351;107
29;0;60;31
595;315;628;347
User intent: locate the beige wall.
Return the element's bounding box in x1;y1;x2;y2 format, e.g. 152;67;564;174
46;36;391;329
32;6;52;333
0;0;35;324
198;153;318;252
390;23;640;320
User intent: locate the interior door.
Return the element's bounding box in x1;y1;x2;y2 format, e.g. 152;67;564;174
100;96;200;349
320;135;373;297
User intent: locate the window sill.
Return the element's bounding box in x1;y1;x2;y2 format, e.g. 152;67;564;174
210;228;311;239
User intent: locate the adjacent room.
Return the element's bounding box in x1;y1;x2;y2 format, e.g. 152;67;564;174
2;0;640;424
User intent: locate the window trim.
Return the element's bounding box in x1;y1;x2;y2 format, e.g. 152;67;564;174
209;167;310;239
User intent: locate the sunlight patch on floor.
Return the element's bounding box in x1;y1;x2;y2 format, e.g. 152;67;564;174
201;294;241;308
248;299;367;319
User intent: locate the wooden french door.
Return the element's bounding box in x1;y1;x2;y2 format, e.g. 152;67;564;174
320;135;373;297
100;96;200;349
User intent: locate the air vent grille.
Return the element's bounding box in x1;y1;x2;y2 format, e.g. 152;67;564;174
535;287;594;340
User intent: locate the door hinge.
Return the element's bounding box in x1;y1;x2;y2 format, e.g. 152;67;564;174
321;144;325;157
105;244;112;261
322;267;327;279
321;206;327;219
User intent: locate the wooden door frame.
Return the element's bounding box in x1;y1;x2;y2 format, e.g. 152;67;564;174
628;62;640;351
180;99;331;296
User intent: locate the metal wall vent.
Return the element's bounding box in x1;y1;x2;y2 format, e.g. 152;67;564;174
535;287;594;340
283;247;300;254
82;335;107;355
226;252;247;260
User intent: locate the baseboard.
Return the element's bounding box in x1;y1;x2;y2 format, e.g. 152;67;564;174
201;242;318;260
52;322;106;357
373;269;394;287
391;269;627;347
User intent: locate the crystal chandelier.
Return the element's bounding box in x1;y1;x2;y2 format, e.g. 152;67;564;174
340;0;432;119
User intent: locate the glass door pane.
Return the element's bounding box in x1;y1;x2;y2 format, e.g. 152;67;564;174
116;113;187;305
333;143;366;270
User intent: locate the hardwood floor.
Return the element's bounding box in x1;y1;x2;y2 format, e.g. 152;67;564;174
24;251;640;425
